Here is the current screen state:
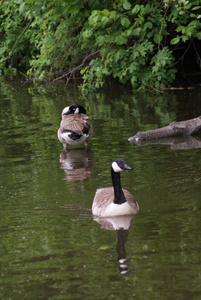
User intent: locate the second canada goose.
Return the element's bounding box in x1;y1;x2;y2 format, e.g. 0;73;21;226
57;103;93;150
92;159;139;217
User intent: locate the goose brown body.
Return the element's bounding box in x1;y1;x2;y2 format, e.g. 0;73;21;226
92;187;139;217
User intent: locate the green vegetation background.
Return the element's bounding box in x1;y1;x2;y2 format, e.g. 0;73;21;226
0;0;200;92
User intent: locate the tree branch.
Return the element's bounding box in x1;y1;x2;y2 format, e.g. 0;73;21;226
50;49;102;84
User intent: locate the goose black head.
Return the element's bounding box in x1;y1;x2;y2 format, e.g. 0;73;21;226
111;159;132;173
62;103;86;116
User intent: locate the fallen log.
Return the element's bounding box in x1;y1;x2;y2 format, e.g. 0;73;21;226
128;116;201;142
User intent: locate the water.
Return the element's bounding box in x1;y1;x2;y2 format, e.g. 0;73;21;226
1;77;201;299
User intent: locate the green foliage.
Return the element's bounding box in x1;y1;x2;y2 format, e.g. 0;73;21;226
0;0;200;91
169;0;201;44
80;2;177;92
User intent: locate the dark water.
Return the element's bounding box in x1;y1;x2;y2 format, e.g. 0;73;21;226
1;77;201;299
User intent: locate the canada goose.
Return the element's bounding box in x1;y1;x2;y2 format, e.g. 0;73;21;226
92;159;139;217
57;103;93;150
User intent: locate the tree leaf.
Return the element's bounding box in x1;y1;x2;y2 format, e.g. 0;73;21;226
19;3;26;13
102;9;110;16
176;26;184;33
182;35;189;42
121;17;131;28
96;36;106;46
133;28;141;36
115;35;128;45
69;5;80;16
154;34;163;44
171;36;180;44
132;5;140;14
196;32;201;39
123;1;131;10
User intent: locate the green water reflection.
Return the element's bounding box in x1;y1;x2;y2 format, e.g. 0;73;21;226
1;77;201;299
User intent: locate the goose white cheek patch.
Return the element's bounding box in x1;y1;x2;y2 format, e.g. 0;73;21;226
62;106;69;116
112;161;123;173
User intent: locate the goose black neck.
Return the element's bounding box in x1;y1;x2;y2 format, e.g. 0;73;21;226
111;168;126;205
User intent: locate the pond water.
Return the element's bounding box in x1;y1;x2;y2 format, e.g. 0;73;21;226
1;77;201;299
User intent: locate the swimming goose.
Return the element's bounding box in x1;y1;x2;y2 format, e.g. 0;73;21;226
92;159;139;217
57;103;93;150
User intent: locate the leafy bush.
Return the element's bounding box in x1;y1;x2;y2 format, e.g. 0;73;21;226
0;0;200;92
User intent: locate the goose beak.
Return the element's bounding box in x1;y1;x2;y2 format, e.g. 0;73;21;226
123;163;132;170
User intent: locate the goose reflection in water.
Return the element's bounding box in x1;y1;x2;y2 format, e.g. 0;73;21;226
59;148;94;181
94;215;137;275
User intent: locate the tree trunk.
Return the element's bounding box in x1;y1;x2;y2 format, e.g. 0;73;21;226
128;116;201;142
